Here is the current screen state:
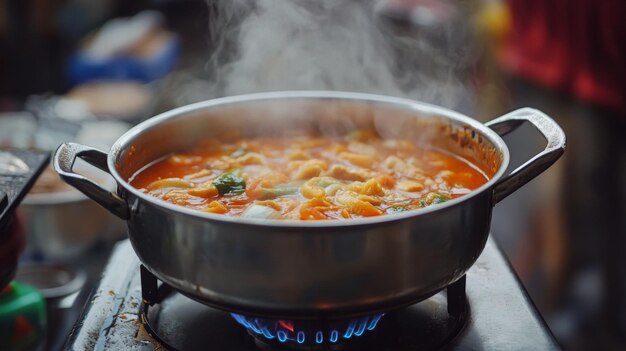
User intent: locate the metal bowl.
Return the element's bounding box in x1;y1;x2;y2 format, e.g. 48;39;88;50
21;165;124;260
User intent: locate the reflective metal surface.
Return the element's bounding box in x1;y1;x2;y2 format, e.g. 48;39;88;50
65;237;560;350
486;108;566;203
53;91;565;317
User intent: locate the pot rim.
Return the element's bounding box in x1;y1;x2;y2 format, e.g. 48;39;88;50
108;90;510;228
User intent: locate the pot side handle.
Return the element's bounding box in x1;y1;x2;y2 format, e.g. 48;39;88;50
486;108;566;204
53;143;129;219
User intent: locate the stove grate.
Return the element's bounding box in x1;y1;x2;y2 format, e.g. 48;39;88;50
137;265;468;351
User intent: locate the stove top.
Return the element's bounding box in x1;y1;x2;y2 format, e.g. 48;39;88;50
0;149;49;232
64;236;559;350
0;149;49;289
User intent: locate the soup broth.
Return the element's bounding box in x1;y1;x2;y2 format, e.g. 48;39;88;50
130;130;489;220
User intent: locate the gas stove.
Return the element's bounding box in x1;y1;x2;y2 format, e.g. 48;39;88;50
64;236;559;350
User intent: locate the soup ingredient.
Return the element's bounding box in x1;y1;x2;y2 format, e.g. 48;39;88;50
257;181;304;199
213;170;246;196
131;131;490;220
240;204;281;219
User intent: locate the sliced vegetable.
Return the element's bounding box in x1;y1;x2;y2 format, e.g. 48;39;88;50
240;204;281;219
230;148;248;158
317;177;336;188
213;170;246;196
386;206;408;214
187;185;219;198
431;193;450;204
258;181;304;199
418;193;451;207
397;179;424;192
147;178;194;190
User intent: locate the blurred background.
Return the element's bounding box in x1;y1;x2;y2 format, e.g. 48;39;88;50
0;0;624;350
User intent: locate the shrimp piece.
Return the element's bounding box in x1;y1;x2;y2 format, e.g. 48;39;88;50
204;201;228;214
147;178;194;190
291;159;328;180
327;165;372;182
339;152;375;168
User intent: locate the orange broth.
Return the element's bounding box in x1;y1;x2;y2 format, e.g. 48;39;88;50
130;131;488;220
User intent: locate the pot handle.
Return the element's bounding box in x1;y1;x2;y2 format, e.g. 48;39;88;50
486;108;566;204
53;143;129;219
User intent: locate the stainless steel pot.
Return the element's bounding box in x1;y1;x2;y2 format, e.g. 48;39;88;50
52;91;565;318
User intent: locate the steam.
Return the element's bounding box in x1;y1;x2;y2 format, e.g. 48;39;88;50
174;0;476;109
218;0;403;95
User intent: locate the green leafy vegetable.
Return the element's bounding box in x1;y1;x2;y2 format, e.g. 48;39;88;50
386;206;408;214
431;194;450;204
213;170;246;196
418;193;451;208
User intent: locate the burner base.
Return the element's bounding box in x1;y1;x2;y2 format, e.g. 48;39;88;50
138;266;467;351
252;334;348;351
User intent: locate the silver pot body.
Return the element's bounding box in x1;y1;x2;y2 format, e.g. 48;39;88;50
54;91;565;318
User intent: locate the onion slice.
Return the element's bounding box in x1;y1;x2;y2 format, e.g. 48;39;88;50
240;204;281;219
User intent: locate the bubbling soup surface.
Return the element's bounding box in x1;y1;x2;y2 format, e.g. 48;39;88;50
130;130;489;220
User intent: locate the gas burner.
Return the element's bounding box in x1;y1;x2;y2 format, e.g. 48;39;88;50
230;312;384;348
137;265;468;351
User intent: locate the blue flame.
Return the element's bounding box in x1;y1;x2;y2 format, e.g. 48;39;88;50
330;330;339;343
316;331;323;344
230;313;384;346
344;320;356;339
354;319;367;336
262;327;275;339
367;314;383;330
248;321;261;334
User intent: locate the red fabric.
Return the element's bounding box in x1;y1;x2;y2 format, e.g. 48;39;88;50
501;0;626;113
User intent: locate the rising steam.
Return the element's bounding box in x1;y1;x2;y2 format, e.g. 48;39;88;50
173;0;476;109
